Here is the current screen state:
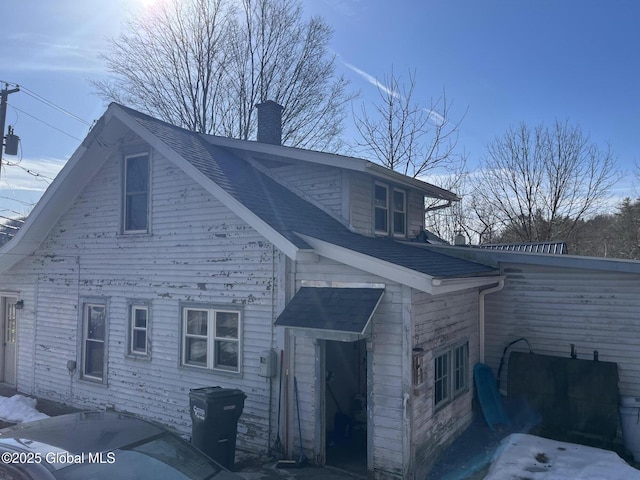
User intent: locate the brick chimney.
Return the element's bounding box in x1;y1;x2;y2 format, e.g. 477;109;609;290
256;100;284;145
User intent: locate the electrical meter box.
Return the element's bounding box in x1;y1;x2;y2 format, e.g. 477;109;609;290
259;350;277;377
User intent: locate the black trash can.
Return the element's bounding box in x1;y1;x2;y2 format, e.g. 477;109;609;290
189;386;246;470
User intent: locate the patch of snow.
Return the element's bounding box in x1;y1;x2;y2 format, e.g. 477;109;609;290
485;433;640;480
0;395;49;424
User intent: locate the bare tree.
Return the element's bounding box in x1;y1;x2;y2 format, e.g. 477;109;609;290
93;0;352;151
469;120;620;243
423;161;470;242
352;69;466;179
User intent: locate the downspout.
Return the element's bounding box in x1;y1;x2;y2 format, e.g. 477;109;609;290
479;279;505;364
268;244;276;455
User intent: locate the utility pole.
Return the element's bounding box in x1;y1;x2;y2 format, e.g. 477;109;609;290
0;84;20;184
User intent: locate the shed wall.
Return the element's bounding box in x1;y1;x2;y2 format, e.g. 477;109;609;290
411;288;479;478
484;263;640;397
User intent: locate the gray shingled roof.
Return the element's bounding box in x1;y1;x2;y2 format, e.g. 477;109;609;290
275;287;384;333
120;105;496;279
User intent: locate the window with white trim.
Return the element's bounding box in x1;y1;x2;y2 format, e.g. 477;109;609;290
374;182;407;237
129;305;149;356
123;153;149;233
374;183;389;234
434;341;469;409
392;189;406;236
453;342;469;394
434;351;450;407
82;303;106;382
182;307;241;372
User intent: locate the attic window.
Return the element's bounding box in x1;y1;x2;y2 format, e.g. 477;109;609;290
123;153;150;233
374;183;389;234
374;182;407;237
392;189;406;236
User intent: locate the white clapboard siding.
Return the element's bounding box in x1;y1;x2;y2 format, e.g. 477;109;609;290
411;288;479;479
0;145;282;453
349;172;373;235
294;256;408;476
484;263;640;397
269;163;344;216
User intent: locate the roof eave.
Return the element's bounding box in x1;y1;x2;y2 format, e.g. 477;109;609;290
203;135;459;201
430;275;506;295
0;110;122;273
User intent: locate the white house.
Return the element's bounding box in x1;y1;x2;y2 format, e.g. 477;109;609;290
0;102;503;479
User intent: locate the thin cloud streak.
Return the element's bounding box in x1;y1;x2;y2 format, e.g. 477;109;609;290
341;60;399;98
342;59;447;127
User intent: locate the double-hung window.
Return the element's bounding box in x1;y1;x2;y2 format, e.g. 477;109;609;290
182;307;241;373
392;189;406;236
123;153;149;233
82;303;107;382
374;183;389;234
434;341;469;409
434;351;450;406
374;182;407;237
129;305;149;357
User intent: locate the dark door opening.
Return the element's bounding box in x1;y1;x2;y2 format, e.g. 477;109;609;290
325;339;367;475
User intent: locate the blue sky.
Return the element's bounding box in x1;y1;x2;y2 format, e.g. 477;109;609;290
2;0;639;219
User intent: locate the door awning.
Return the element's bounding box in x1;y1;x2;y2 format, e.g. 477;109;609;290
275;287;385;337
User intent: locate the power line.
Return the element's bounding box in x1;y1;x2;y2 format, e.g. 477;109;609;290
8;105;83;142
20;87;92;126
0;80;91;127
2;160;54;182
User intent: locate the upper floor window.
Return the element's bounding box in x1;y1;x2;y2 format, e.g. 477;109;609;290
374;182;407;237
374;183;389;234
392;189;406;236
181;307;241;373
123;153;149;233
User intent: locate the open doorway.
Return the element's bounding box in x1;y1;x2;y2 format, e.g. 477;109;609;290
325;339;367;475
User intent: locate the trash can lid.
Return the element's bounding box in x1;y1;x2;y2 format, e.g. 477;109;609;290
190;386;246;399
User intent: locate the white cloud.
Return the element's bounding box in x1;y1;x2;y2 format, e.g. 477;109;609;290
2;157;66;190
0;156;66;216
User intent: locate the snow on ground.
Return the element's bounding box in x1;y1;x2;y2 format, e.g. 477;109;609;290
0;395;49;423
485;433;640;480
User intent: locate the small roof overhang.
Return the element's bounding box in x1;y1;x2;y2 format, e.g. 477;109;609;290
275;286;385;341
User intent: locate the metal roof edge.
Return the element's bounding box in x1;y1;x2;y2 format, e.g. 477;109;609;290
427;244;640;275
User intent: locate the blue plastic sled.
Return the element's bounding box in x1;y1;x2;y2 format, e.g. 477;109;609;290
473;363;510;430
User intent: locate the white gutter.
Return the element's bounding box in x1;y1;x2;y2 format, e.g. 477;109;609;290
479;279;505;363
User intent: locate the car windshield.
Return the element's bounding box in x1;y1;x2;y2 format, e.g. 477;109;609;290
52;433;221;480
